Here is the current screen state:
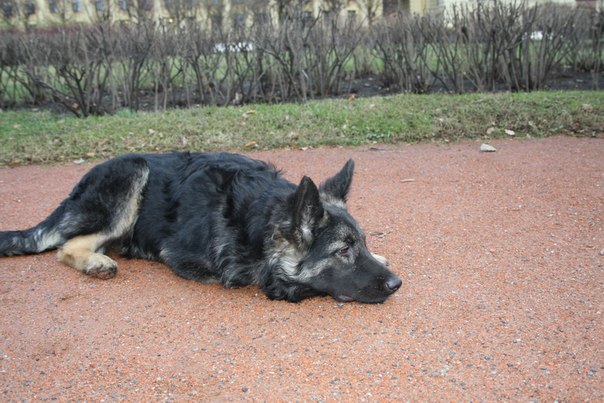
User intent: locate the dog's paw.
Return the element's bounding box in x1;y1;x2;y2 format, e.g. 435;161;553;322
371;253;390;267
85;254;118;279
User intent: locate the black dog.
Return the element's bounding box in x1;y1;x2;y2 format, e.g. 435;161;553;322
0;152;401;303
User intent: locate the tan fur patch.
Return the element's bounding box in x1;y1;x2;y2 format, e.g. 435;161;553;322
57;234;117;279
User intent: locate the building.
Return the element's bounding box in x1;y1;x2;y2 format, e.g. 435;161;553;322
0;0;386;29
384;0;592;16
2;0;596;30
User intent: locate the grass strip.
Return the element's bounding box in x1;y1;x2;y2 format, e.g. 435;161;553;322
1;91;602;166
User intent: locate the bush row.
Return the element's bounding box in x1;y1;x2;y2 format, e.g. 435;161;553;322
0;2;602;116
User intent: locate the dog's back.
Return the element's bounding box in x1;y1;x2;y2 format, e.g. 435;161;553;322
122;152;295;283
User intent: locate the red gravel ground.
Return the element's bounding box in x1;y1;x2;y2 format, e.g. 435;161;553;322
0;136;602;401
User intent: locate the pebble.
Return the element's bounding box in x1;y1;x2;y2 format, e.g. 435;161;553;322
480;143;497;152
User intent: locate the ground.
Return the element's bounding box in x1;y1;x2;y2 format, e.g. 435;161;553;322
0;136;602;400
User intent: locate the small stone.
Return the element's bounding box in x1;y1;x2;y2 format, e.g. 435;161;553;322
480;143;497;152
599;249;604;256
505;129;516;136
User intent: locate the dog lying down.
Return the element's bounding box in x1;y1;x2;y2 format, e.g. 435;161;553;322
0;152;401;303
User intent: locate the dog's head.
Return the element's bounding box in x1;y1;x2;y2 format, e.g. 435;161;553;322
261;159;402;304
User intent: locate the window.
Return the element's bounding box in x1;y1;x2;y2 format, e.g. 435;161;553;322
140;0;152;11
72;0;81;12
211;14;222;32
1;0;14;19
347;10;356;23
24;0;36;16
254;12;268;25
48;0;58;14
301;11;312;23
233;13;245;31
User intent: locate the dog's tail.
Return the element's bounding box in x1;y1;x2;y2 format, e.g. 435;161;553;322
0;204;68;256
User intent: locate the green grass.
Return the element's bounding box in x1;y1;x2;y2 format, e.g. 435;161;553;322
1;91;602;166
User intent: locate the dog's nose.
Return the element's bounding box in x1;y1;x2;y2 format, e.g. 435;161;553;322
385;276;402;293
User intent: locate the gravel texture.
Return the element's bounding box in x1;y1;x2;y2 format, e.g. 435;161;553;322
0;136;602;400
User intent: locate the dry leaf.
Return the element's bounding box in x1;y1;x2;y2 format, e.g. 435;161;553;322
244;141;258;149
242;110;256;118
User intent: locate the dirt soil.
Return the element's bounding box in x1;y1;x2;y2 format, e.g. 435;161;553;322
0;136;602;401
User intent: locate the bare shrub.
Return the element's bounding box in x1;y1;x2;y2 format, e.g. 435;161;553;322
304;13;364;97
417;10;467;93
3;32;50;106
114;20;156;111
565;8;603;89
180;20;222;105
501;4;578;91
447;1;526;92
371;13;432;93
35;26;111;116
256;10;314;101
150;24;185;110
0;33;22;107
0;1;600;115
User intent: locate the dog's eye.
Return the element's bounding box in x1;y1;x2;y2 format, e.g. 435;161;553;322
337;245;350;257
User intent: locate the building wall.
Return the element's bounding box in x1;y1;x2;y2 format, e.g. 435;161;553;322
1;0;385;29
3;0;593;29
433;0;581;14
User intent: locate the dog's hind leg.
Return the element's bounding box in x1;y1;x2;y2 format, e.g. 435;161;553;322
1;155;150;280
57;234;118;279
55;156;150;278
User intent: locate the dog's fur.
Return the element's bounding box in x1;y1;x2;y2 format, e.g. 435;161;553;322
0;152;401;303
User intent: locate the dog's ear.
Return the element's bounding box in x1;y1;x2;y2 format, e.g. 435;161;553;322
319;159;354;205
288;176;324;246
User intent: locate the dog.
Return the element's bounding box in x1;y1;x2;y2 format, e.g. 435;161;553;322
0;152;401;303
